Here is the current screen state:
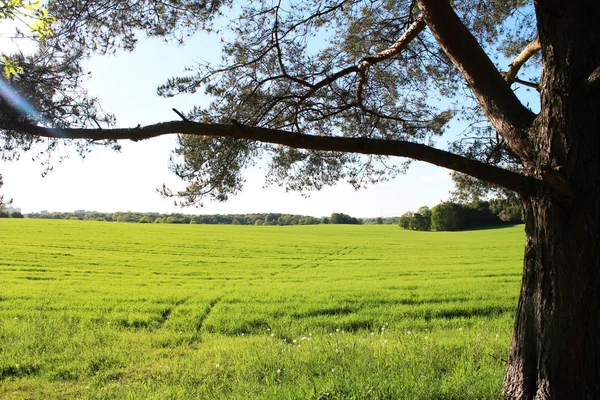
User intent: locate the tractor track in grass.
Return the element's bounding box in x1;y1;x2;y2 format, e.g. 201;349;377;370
195;296;224;333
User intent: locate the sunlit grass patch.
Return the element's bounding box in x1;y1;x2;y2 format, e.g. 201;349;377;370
0;219;523;398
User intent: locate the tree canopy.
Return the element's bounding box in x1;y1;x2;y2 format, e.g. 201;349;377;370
1;0;541;204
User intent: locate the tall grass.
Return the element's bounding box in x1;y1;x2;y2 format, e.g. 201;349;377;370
0;219;524;399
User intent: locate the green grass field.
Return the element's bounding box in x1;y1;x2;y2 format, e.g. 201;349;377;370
0;219;525;399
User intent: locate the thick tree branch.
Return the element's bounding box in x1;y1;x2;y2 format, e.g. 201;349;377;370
356;15;426;103
418;0;536;161
1;119;540;196
504;38;541;85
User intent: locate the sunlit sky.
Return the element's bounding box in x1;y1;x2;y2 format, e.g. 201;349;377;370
1;29;459;218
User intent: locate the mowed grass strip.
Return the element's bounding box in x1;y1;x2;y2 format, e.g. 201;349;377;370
0;219;524;399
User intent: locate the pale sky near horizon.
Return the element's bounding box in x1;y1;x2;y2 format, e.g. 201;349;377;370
1;28;459;218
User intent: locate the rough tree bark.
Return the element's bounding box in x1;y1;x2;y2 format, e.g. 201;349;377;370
420;0;600;397
503;1;600;398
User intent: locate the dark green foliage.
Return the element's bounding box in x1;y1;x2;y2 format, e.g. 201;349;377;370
25;211;336;226
410;206;432;231
330;213;362;225
398;212;413;230
462;201;501;229
489;198;523;224
10;211;24;218
432;203;464;232
400;200;518;231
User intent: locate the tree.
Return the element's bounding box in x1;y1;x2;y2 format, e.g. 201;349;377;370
463;200;500;229
398;212;413;230
416;206;432;231
10;210;24;218
431;202;464;231
1;1;599;397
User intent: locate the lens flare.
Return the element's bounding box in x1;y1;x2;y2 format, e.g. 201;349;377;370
0;77;47;124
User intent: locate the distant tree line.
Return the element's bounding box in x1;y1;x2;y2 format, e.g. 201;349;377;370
22;211;369;226
398;199;523;232
0;210;23;218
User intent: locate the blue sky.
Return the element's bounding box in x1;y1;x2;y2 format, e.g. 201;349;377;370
1;30;457;217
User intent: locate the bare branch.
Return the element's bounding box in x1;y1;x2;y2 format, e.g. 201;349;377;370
418;0;536;161
511;76;539;90
504;38;541;85
1;119;540;196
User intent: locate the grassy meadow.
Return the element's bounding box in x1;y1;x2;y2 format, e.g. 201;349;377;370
0;219;525;399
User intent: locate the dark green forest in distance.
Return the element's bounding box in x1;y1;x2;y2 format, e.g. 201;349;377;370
2;200;522;231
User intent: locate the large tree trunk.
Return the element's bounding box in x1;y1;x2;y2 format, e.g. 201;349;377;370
503;1;600;398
